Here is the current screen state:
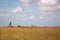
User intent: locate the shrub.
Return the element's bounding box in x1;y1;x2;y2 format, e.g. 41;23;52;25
17;25;22;27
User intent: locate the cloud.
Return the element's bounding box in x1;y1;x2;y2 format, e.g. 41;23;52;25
0;14;10;18
39;16;43;19
21;18;27;21
38;0;60;15
12;6;22;13
21;15;36;21
29;15;36;20
21;13;27;17
0;6;22;18
20;0;31;8
39;0;57;6
20;0;60;16
20;0;40;8
0;10;10;18
20;0;30;2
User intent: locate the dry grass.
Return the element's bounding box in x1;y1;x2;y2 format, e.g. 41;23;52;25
0;27;60;40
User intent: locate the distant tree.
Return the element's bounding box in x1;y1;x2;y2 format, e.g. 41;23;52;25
9;26;14;27
31;26;35;27
17;25;22;27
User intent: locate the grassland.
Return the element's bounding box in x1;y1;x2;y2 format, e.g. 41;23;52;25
0;27;60;40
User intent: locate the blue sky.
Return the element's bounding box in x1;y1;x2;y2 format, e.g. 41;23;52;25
0;0;60;26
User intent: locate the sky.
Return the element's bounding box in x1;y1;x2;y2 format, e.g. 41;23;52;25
0;0;60;26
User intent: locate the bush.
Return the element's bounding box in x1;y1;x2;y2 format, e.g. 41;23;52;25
31;26;36;27
7;25;14;27
17;25;22;27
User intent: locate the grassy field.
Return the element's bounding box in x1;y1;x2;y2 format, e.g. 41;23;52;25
0;27;60;40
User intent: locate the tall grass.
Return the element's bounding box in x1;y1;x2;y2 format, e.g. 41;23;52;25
0;27;60;40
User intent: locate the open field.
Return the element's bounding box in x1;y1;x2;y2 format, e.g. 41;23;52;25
0;27;60;40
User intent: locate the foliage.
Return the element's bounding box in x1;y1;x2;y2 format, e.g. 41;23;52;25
17;25;22;27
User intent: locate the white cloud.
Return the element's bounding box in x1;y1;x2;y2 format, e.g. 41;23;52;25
12;6;22;13
20;0;31;8
0;6;22;18
21;18;27;21
0;10;11;17
21;15;36;21
40;0;57;6
29;15;36;20
38;0;60;15
0;14;10;17
21;13;27;17
39;16;43;19
20;0;30;2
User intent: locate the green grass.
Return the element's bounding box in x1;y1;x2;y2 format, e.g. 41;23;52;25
0;27;60;40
